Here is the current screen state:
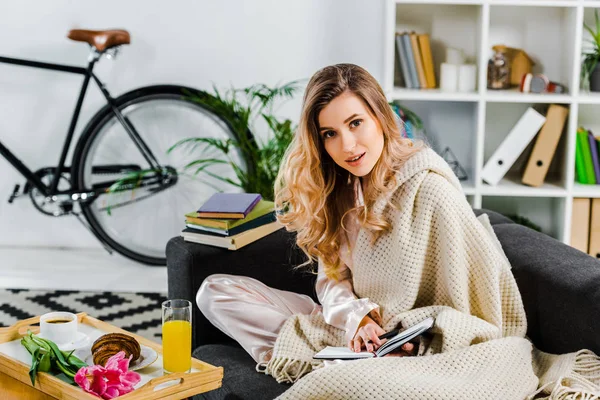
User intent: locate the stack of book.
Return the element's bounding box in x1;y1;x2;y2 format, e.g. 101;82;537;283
395;31;436;89
181;192;283;250
575;126;600;185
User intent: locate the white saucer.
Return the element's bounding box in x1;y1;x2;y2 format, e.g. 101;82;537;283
83;345;158;371
37;331;91;351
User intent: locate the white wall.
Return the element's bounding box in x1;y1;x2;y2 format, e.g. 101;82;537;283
0;0;384;248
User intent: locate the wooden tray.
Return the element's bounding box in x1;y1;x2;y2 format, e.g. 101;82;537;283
0;312;223;400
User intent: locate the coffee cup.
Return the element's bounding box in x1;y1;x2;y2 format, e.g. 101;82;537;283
40;312;78;345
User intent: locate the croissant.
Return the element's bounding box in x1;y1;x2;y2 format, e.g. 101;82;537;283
91;333;141;366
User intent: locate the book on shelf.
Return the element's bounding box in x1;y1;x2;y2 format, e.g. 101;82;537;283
589;130;600;183
395;33;412;88
570;198;591;254
313;317;435;360
521;104;569;187
575;130;589;184
588;198;600;258
570;197;600;259
418;33;436;88
393;43;405;88
197;192;261;219
181;220;284;250
186;200;275;230
404;32;420;88
576;127;597;185
409;32;428;88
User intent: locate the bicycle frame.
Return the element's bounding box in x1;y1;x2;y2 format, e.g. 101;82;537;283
0;51;161;199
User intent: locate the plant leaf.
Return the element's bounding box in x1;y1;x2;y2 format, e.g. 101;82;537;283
183;158;228;171
29;347;40;386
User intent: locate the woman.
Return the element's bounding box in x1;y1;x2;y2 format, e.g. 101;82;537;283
197;64;600;399
196;63;423;365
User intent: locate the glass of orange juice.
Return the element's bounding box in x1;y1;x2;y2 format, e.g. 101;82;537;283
162;299;192;374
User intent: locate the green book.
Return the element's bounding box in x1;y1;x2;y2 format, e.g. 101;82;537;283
185;200;274;230
578;129;596;184
575;130;588;184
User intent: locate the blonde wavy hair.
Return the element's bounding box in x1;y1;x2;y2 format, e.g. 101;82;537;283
274;63;425;280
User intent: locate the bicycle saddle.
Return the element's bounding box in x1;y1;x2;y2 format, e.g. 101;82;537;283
67;29;130;52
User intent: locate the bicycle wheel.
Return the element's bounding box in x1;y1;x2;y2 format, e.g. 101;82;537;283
73;85;251;265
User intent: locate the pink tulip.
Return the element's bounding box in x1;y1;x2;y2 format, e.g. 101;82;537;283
75;351;141;399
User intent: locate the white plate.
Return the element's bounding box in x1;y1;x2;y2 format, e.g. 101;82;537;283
36;331;91;351
82;345;158;371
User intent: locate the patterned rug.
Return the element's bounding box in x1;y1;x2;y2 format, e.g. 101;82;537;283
0;289;167;343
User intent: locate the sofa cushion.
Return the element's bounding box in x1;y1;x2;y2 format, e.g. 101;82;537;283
192;343;288;400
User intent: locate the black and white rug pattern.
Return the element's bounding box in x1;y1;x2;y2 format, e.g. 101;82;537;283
0;289;167;343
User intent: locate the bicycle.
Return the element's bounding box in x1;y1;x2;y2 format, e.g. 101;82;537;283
0;29;250;266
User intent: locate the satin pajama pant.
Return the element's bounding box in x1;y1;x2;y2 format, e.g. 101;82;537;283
196;274;322;364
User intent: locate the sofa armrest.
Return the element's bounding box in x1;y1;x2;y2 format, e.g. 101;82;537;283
494;223;600;356
166;229;317;348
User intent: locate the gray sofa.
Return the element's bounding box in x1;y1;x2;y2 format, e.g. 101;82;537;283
166;208;600;400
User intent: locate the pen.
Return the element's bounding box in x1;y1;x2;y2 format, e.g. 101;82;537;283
378;329;399;340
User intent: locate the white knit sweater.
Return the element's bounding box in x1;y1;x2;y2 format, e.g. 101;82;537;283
261;147;600;400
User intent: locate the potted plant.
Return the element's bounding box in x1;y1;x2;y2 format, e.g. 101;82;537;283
172;81;301;201
582;9;600;92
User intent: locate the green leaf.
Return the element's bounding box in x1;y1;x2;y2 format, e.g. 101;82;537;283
596;9;600;45
38;352;51;373
183;158;228;171
62;350;88;370
29;347;40;386
20;334;40;355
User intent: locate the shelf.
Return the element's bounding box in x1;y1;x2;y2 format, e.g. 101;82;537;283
390;87;576;103
577;103;600;133
572;183;600;197
395;0;483;4
391;87;479;102
480;177;568;197
481;195;566;240
577;92;600;104
461;177;477;195
488;5;577;94
393;3;483;94
395;0;580;5
484;89;573;103
385;0;595;247
490;0;579;6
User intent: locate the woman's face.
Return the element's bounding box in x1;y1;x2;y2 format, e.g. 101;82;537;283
317;91;384;178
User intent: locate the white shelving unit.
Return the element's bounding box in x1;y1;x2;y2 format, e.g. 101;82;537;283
384;0;600;245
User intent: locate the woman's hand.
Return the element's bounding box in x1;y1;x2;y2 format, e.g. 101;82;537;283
349;315;386;353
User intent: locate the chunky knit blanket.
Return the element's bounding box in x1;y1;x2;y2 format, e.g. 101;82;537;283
261;148;600;399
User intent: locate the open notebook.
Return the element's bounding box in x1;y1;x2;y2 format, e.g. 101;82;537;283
313;317;435;360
